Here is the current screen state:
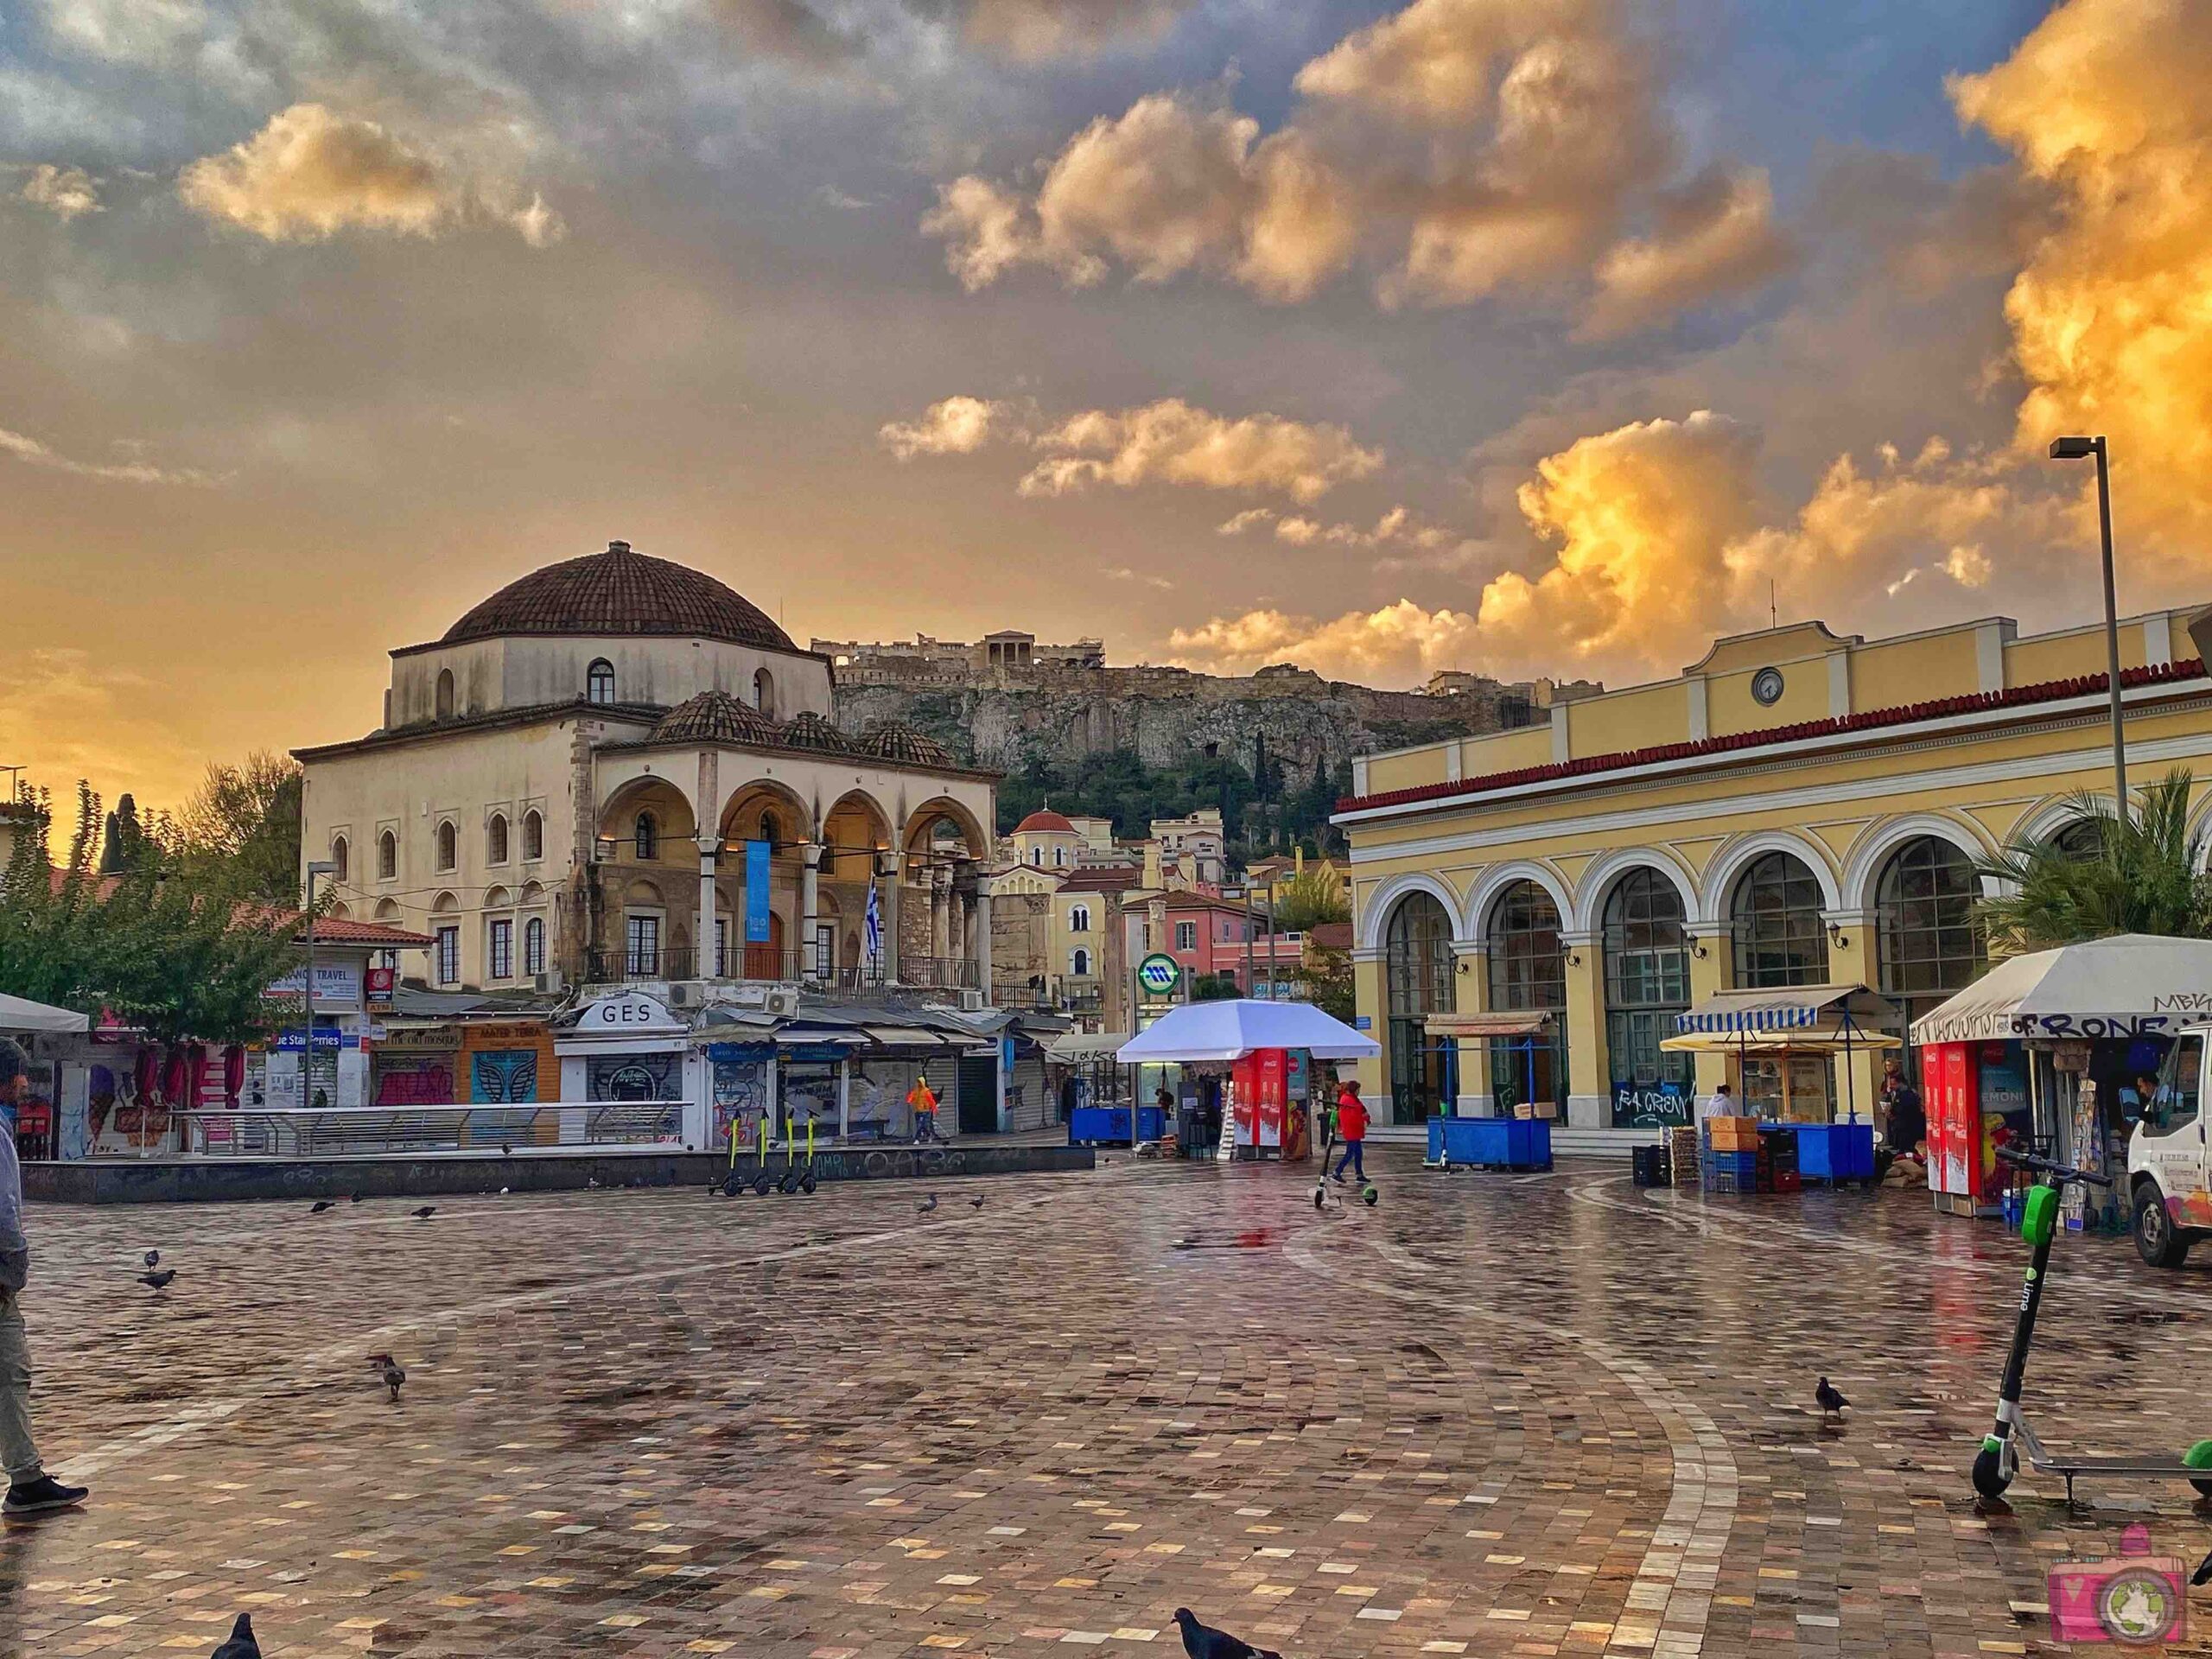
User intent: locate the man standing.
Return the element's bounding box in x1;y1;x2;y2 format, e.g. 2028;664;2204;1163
1;1035;89;1519
1330;1077;1369;1185
1881;1059;1927;1160
907;1074;942;1145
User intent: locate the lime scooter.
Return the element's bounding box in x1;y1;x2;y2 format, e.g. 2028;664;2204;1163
1973;1147;2212;1506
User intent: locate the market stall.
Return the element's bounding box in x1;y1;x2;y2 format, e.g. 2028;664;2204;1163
1909;934;2212;1222
1116;1000;1377;1162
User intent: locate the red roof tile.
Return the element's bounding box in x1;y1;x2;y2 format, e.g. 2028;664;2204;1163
1339;658;2210;817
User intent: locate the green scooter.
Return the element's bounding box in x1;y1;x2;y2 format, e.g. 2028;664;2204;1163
1973;1147;2212;1506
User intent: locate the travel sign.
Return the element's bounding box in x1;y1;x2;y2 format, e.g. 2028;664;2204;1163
1136;953;1183;997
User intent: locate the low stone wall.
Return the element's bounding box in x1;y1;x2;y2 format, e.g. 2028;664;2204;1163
23;1143;1096;1205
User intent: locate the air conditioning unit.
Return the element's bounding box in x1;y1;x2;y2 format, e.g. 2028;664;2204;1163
669;980;709;1009
762;987;800;1018
958;989;985;1012
533;970;564;995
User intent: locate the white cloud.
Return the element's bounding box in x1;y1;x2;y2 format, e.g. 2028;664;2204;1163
1020;397;1382;502
19;162;101;219
1581;164;1794;340
1168;600;1483;683
879;395;1013;459
0;421;220;486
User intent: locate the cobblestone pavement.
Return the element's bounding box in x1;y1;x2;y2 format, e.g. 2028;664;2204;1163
9;1151;2212;1657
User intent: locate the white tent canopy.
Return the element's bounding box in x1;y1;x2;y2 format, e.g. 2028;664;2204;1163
0;991;89;1033
1910;933;2212;1046
1116;1000;1379;1064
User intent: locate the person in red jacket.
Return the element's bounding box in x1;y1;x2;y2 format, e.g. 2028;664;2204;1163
1331;1079;1370;1184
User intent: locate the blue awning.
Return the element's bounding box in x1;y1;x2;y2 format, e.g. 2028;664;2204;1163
1674;985;1898;1036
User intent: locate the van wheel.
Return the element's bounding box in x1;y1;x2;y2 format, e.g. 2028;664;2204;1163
2135;1185;2191;1268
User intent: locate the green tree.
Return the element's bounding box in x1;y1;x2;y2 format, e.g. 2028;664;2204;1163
173;752;303;905
1289;943;1355;1021
99;792;157;875
1272;865;1351;932
1974;767;2212;953
1191;971;1243;1001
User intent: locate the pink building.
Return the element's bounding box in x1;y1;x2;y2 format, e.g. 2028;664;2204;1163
1162;893;1305;998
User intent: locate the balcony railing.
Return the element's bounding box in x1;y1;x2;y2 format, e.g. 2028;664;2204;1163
584;947;981;995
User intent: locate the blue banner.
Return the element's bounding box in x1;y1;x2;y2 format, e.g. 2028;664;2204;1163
745;839;772;944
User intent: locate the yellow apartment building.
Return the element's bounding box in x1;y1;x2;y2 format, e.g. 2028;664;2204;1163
1333;606;2212;1141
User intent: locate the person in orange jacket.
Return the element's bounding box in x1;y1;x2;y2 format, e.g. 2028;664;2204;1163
907;1075;942;1144
1330;1078;1369;1184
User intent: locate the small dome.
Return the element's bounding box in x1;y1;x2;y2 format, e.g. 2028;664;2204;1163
776;711;855;754
652;690;778;747
860;722;955;767
1016;808;1075;835
443;540;796;653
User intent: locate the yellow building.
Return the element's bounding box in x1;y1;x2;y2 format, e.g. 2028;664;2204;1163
1335;606;2212;1141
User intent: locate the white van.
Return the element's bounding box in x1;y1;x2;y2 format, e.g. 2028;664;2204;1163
2126;1023;2212;1268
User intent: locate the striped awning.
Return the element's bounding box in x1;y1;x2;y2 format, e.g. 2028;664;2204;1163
1674;984;1898;1036
1425;1011;1554;1038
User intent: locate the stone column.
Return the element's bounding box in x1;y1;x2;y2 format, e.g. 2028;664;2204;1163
974;875;995;1001
1351;947;1385;1103
880;852;902;985
801;842;823;982
930;868;951;968
1560;929;1607;1130
697;839;721;979
1451;943;1490;1116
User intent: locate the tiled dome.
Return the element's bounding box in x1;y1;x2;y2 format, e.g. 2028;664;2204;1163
652;690;779;747
443;541;796;652
776;712;855;754
859;722;956;767
1015;808;1075;834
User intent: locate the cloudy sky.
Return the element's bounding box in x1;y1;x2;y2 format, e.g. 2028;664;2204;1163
4;0;2209;806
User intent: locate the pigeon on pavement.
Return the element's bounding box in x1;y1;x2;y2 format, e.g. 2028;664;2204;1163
309;1200;334;1214
1815;1377;1849;1416
138;1268;176;1291
368;1353;405;1402
918;1195;938;1214
410;1205;436;1220
969;1196;985;1211
209;1611;262;1658
349;1193;364;1204
1173;1607;1281;1659
143;1250;160;1270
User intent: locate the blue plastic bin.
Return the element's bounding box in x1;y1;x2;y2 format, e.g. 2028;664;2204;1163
1427;1116;1554;1171
1791;1122;1876;1184
1069;1105;1166;1146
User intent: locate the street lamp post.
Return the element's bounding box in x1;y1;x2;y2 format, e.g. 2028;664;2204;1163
2050;435;2128;815
302;859;339;1107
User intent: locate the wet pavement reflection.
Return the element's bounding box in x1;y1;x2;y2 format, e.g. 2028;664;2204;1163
8;1151;2212;1656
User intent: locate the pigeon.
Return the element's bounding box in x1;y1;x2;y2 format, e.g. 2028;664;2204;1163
918;1195;938;1214
969;1196;985;1211
209;1611;262;1658
410;1205;436;1220
138;1268;176;1290
368;1353;405;1402
2193;1546;2212;1587
349;1192;364;1204
1815;1377;1849;1417
1173;1607;1281;1659
500;1142;512;1156
309;1200;334;1214
499;1186;511;1196
143;1250;160;1270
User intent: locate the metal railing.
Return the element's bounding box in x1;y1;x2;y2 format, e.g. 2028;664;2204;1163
151;1103;690;1160
583;948;982;995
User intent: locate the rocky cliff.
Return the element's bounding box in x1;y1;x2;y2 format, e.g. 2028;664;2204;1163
830;663;1533;776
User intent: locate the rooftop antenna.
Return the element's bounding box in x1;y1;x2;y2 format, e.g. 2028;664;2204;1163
1770;580;1777;631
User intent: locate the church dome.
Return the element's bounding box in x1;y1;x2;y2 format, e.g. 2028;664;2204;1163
652;690;779;747
776;712;855;754
859;722;956;767
1015;808;1075;834
443;541;796;653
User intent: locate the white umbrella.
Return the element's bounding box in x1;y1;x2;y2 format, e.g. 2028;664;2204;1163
1910;933;2212;1046
1116;1000;1379;1064
0;991;89;1033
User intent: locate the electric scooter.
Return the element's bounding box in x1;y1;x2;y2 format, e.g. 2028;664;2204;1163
1973;1147;2212;1505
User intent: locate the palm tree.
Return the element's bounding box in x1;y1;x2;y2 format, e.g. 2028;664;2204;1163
1975;767;2212;952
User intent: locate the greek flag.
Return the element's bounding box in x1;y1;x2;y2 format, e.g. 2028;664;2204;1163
864;878;882;965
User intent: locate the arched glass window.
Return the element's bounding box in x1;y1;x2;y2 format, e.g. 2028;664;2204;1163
1070;904;1091;933
522;810;543;861
435;820;457;873
634;811;658;861
378;830;397;880
1877;836;1984;1071
1730;851;1828;988
753;668;776;718
1603;868;1691;1098
435;668;455;720
487;813;509;864
1384;893;1455;1125
2054;817;2107;861
1486;880;1567;1116
1071;947;1092;976
330;836;349;883
524;916;547;976
587;659;615;705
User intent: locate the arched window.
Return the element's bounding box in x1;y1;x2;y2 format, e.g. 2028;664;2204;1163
753;668;776;718
1603;868;1691;1100
1486;880;1567;1117
1071;947;1092;976
1070;904;1090;933
435;820;457;873
522;809;543;861
634;811;658;861
487;813;509;864
524;915;546;976
1052;846;1066;868
1384;893;1455;1125
1876;836;1984;1059
329;836;349;882
587;658;615;705
378;830;397;881
1730;851;1827;988
435;669;456;720
2054;817;2107;861
1030;847;1042;866
760;810;780;848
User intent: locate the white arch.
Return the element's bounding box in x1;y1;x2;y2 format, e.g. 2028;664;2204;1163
1840;813;1997;911
1465;860;1575;943
1698;830;1841;926
2010;792;2120;853
1357;871;1464;951
1571;846;1700;935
